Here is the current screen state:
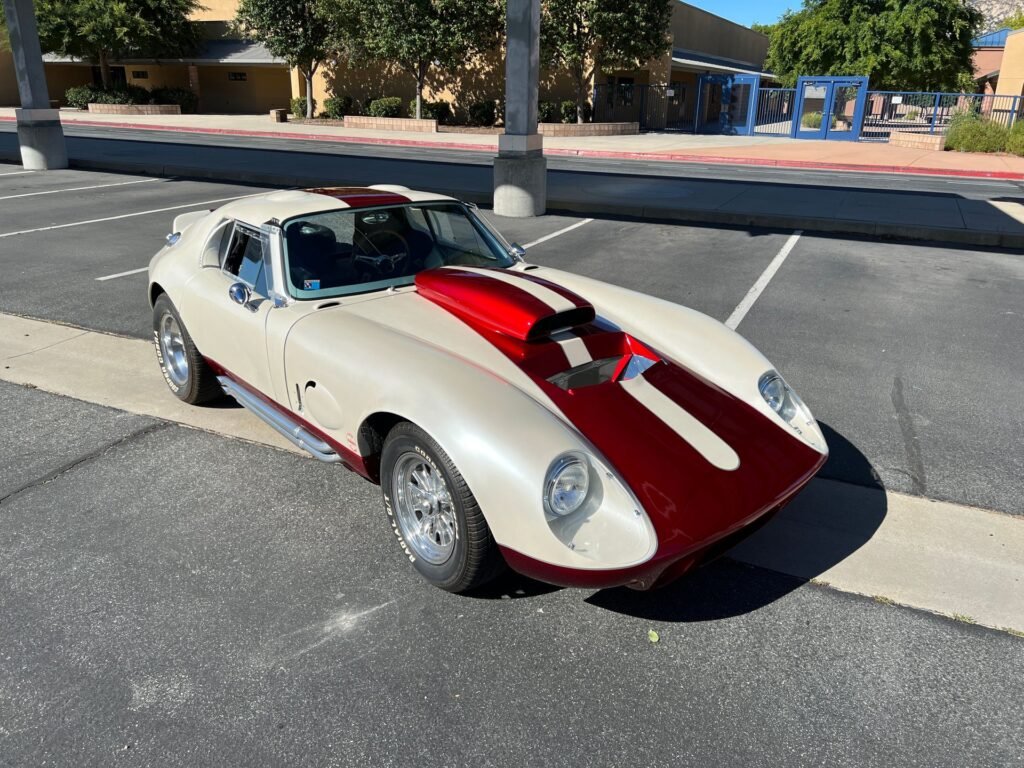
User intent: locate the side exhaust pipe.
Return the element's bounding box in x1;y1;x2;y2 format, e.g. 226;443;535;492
217;376;341;463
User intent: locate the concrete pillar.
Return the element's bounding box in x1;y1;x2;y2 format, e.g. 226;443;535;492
494;0;546;217
2;0;67;169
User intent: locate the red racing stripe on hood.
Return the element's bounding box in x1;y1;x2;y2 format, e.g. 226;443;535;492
416;267;595;341
416;268;824;559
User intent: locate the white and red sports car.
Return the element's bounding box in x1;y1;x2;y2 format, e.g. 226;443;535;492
148;185;827;593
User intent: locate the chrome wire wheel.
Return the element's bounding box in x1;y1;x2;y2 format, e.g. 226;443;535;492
158;312;189;388
392;451;457;565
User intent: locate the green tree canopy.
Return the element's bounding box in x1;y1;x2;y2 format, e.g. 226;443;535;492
762;0;982;91
235;0;338;118
338;0;503;119
541;0;673;123
35;0;201;89
1003;10;1024;29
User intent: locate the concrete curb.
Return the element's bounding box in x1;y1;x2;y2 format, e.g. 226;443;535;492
6;114;1024;180
22;154;1017;250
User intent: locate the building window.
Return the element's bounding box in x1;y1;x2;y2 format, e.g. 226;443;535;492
617;77;635;107
228;72;248;82
132;71;149;80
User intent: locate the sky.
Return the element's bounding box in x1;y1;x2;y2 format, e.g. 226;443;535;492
693;0;800;28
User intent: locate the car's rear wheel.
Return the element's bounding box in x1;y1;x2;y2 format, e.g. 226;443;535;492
152;293;221;405
381;421;504;592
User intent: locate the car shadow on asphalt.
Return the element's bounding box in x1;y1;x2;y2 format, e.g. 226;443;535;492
585;422;888;622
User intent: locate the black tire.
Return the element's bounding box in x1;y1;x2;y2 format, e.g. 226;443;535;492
381;421;504;592
152;293;221;405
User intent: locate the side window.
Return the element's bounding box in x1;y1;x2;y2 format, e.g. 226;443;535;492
426;209;491;255
222;225;269;296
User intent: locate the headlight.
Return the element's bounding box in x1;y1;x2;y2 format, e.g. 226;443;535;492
544;454;590;517
759;371;815;430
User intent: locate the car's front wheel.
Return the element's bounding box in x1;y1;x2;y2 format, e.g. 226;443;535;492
381;421;504;592
152;293;221;405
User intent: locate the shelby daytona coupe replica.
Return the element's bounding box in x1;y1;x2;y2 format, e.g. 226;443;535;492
148;185;827;593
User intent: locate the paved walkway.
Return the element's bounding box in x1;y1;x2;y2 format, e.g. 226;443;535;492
7;108;1024;179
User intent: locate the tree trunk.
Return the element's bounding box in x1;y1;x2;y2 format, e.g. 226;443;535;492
98;49;112;90
305;68;315;119
576;84;586;124
415;64;424;120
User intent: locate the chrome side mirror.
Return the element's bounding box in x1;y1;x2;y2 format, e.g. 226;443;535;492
228;282;251;305
509;242;526;260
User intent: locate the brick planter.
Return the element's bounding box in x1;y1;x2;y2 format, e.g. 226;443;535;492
539;122;639;137
889;130;946;151
344;116;436;133
88;103;181;116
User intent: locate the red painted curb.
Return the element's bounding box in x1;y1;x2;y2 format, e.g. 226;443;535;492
5;114;1024;181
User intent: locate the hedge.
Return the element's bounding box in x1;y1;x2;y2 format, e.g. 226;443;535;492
368;96;403;118
408;100;452;123
323;95;355;119
290;97;316;118
65;83;196;111
467;100;496;126
1006;119;1024;157
559;99;592;123
538;100;559;123
945;111;1009;153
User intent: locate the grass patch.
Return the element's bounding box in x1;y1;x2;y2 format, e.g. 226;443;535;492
952;613;976;624
873;595;896;606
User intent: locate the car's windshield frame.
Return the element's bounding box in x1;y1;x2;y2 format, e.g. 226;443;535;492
279;201;516;301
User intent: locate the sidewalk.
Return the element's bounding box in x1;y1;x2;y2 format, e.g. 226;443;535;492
6;107;1024;180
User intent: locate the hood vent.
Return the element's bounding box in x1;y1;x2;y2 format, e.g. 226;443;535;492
416;267;595;342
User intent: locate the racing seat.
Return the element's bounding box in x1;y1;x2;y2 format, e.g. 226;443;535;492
286;222;356;290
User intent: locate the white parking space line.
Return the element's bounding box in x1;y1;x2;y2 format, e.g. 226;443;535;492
523;218;594;249
0;170;32;177
0;194;253;239
95;267;149;282
0;177;162;201
725;230;802;331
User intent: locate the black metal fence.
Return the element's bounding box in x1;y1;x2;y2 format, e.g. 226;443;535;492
592;84;693;131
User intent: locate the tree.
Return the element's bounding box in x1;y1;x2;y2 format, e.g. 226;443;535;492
541;0;672;124
35;0;201;89
762;0;983;91
339;0;503;120
1003;10;1024;29
235;0;336;119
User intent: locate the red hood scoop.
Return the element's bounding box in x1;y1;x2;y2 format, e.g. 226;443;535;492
415;267;595;342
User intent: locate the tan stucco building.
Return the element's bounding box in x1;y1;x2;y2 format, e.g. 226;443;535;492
1;0;768;127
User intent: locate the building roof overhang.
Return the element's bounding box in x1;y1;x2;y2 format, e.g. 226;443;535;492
671;48;772;78
42;39;285;67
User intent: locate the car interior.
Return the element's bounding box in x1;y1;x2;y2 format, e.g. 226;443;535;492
283;203;509;298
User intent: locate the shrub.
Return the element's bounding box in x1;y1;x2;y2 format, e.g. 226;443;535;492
290;97;316;118
368;96;403;118
945;112;1009;153
80;84;151;106
1006;120;1024;157
65;84;102;109
150;87;198;113
558;99;591;123
323;95;355;119
467;100;496;126
408;100;452;123
538;100;559;123
801;111;823;128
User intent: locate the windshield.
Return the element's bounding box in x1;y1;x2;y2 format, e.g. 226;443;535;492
281;202;515;300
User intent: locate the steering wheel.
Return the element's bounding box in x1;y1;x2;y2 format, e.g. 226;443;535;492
354;231;411;279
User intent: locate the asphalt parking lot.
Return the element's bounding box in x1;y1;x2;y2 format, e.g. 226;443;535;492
1;162;1023;766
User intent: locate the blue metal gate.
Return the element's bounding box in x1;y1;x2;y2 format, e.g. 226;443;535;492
694;74;760;135
862;92;1023;141
792;76;869;140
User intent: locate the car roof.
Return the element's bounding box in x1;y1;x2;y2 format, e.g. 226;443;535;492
220;185;459;228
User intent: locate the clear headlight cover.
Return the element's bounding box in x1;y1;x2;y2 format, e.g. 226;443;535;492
759;371;815;429
544;454;590;517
